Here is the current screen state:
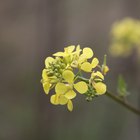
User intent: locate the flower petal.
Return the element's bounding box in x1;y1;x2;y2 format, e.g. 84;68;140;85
53;52;65;57
62;70;74;83
59;95;68;105
43;82;50;94
42;69;48;80
67;100;73;111
91;58;99;68
96;71;104;80
45;57;54;67
93;82;107;95
83;47;93;59
74;81;88;94
65;90;76;99
75;45;81;56
102;66;109;75
78;54;87;64
50;94;59;105
65;45;75;53
55;83;68;94
81;62;92;72
91;71;104;80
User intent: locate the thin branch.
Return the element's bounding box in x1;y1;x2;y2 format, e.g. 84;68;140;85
77;76;140;116
106;91;140;116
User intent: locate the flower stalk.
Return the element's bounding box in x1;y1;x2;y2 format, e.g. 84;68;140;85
41;46;108;111
106;91;140;116
41;45;140;115
78;76;140;116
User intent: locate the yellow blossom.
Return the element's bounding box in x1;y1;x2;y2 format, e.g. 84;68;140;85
67;100;73;111
50;69;88;111
91;71;104;80
53;45;75;57
77;47;93;70
91;58;99;68
41;69;51;94
93;82;107;95
110;18;140;57
83;47;94;59
102;66;109;75
74;81;88;94
41;45;109;111
45;57;54;68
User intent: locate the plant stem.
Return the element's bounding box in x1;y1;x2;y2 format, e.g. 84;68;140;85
106;91;140;116
77;76;140;116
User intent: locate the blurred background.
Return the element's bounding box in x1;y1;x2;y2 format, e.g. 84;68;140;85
0;0;140;140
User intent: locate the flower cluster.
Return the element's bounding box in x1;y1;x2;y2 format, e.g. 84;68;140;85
41;45;109;111
110;18;140;57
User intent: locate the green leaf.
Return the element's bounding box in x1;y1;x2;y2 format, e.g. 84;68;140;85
117;75;128;97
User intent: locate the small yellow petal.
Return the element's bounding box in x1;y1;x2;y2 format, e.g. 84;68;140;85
96;71;104;80
81;62;92;72
65;45;75;53
78;54;87;64
53;52;65;57
67;100;73;111
71;60;78;68
74;81;88;94
50;94;59;105
93;82;107;95
83;47;93;59
103;66;109;75
59;95;68;105
91;58;99;68
55;83;68;94
45;57;54;67
75;45;81;55
42;69;48;80
43;82;50;94
91;71;104;80
65;90;76;99
72;45;81;57
62;70;74;83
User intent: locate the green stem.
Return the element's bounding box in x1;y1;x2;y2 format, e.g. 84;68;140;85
106;91;140;116
78;76;140;116
103;54;107;66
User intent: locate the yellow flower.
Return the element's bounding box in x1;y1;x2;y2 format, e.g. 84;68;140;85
83;47;94;58
50;70;88;111
75;48;99;72
101;55;109;75
71;45;82;67
41;69;51;94
91;71;104;81
67;100;73;111
80;57;99;72
74;81;88;94
53;45;75;57
50;92;73;111
62;70;88;94
102;66;109;75
41;45;109;111
45;57;54;68
91;58;99;68
90;70;107;95
81;62;93;72
73;45;82;57
55;82;76;100
53;45;75;64
50;82;75;111
93;82;107;95
110;18;140;57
